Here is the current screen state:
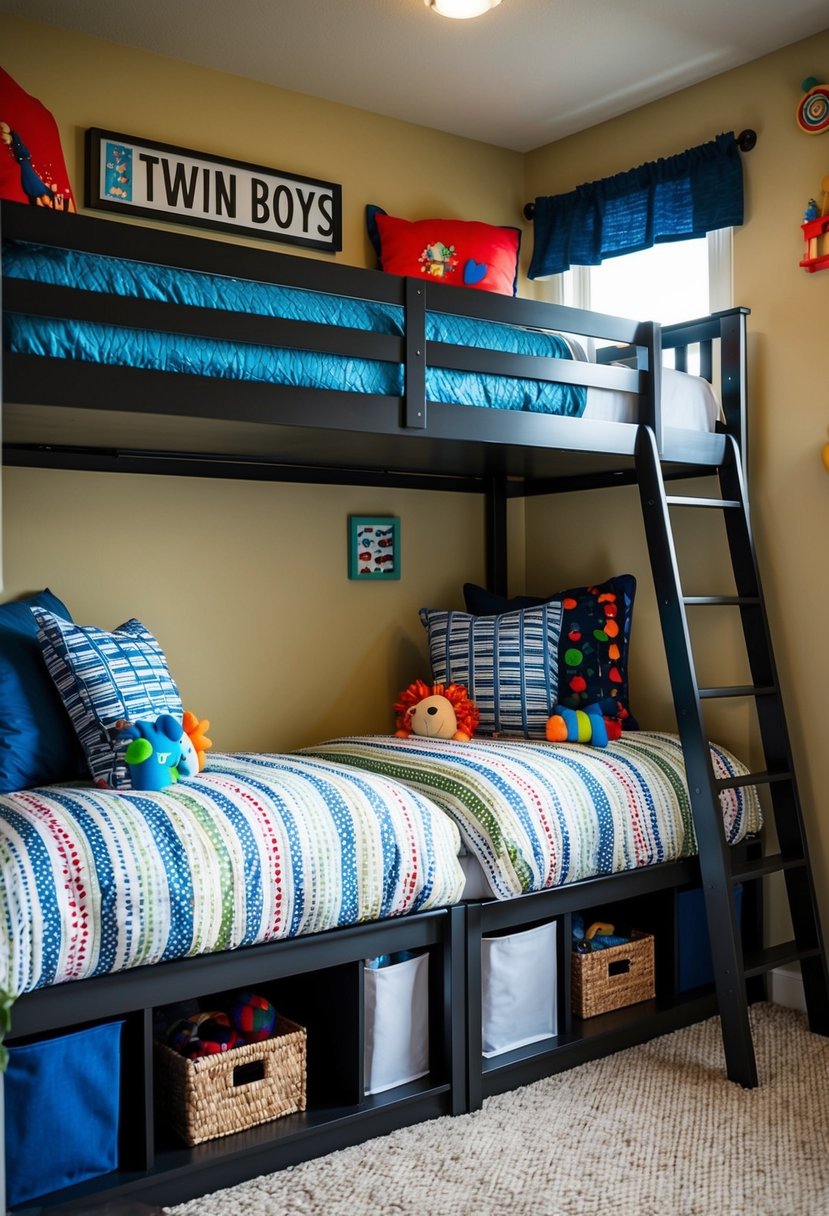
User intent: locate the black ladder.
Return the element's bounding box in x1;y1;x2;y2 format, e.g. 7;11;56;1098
636;425;829;1087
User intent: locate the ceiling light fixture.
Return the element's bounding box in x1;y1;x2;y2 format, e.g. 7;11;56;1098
425;0;502;19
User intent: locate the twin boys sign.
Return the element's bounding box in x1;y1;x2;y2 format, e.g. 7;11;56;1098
85;128;342;252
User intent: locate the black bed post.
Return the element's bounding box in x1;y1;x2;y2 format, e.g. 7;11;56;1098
485;474;508;595
718;308;749;490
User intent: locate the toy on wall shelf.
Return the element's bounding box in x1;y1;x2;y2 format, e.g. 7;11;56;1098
800;176;829;272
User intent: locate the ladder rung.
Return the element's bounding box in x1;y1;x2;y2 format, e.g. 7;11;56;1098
730;852;806;884
743;940;821;979
665;495;741;509
684;596;760;607
715;769;792;791
698;685;777;699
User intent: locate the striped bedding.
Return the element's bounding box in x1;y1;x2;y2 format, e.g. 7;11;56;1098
303;732;762;900
0;752;464;1000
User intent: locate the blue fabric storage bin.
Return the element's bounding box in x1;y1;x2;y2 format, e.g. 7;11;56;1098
678;886;743;991
5;1021;123;1208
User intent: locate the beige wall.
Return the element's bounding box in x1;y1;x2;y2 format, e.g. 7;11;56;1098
2;18;828;928
524;29;829;931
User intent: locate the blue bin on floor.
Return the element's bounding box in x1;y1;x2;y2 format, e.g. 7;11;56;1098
677;886;743;992
4;1021;123;1208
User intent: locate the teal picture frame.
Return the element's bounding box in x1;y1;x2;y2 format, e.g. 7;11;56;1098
348;516;400;580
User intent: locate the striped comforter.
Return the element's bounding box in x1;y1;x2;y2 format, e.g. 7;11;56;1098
0;752;464;999
304;732;763;900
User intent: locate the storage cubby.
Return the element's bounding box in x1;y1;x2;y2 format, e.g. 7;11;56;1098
4;907;464;1213
4;1019;125;1209
465;859;746;1108
481;921;558;1057
363;951;431;1095
3;857;766;1212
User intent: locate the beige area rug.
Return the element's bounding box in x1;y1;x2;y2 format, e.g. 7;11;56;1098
167;1003;829;1216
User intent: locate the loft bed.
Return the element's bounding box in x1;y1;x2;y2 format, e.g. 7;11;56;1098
0;201;745;508
1;196;822;1215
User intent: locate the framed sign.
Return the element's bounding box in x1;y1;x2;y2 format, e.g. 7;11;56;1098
348;517;401;580
85;128;342;252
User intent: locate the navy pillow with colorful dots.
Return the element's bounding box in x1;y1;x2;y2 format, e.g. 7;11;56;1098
463;575;638;729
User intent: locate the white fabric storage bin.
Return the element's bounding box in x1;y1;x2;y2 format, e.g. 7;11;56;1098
364;952;430;1095
482;920;557;1057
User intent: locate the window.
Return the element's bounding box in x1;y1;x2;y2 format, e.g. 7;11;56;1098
550;229;733;371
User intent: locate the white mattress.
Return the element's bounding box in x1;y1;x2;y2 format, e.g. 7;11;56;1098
584;366;721;429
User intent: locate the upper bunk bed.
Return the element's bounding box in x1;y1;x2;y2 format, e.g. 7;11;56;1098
0;199;748;497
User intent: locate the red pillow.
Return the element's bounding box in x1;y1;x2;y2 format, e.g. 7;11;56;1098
0;67;76;211
369;207;520;296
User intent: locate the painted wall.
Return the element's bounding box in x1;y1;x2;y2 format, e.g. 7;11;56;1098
524;29;829;932
0;16;525;750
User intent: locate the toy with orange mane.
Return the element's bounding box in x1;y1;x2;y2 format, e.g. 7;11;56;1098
394;679;479;742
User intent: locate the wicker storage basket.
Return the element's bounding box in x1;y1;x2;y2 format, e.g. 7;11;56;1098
571;932;655;1019
155;1015;306;1146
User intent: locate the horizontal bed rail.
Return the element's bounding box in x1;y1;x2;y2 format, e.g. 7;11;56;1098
1;200;742;487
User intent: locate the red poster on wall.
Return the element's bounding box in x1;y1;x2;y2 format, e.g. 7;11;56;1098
0;67;75;211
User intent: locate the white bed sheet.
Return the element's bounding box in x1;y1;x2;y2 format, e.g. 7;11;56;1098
584;366;721;429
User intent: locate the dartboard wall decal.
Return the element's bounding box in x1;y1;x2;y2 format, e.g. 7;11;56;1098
797;76;829;135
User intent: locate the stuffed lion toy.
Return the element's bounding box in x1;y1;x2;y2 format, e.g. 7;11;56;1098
394;679;479;742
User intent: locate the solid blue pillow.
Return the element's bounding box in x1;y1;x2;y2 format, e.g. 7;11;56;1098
0;589;87;792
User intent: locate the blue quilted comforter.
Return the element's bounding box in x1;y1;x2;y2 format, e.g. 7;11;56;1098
3;239;586;415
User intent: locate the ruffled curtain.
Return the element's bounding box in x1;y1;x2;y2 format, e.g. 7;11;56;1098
528;132;744;279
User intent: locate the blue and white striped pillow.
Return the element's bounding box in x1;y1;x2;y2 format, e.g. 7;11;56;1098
419;603;563;738
32;608;183;789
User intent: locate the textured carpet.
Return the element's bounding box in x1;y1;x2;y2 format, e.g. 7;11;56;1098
167;1003;829;1216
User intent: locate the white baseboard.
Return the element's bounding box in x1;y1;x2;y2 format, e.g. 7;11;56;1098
768;966;806;1012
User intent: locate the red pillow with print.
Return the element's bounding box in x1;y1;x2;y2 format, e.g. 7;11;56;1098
369;208;520;296
0;67;76;212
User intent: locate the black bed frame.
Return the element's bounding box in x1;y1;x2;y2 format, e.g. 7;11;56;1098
2;199;827;1215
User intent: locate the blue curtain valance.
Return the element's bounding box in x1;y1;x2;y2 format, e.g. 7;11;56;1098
527;132;744;279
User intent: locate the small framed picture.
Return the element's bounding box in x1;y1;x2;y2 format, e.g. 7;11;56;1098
348;516;401;580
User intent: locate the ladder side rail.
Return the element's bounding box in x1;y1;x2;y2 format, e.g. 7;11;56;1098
719;439;829;1026
717;438;808;857
635;424;757;1087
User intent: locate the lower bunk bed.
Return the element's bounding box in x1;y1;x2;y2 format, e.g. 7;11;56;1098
1;732;761;1214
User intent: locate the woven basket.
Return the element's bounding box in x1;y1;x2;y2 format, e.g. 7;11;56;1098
155;1015;306;1146
571;932;655;1019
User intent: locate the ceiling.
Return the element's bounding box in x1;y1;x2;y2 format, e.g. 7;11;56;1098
5;0;828;151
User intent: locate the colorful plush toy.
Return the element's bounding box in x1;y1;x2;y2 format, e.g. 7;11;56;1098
167;1010;243;1059
116;710;212;790
545;702;623;748
183;711;213;772
230;991;277;1043
394;679;479;742
118;713;188;790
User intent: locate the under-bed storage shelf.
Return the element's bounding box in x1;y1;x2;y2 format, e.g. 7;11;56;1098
5;907;465;1213
465;856;754;1107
